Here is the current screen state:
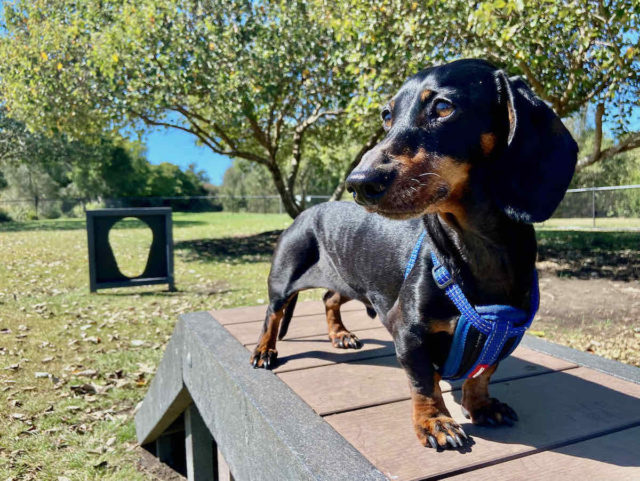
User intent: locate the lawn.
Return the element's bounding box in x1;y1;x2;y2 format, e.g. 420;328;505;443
1;212;638;480
537;216;640;230
0;212;295;480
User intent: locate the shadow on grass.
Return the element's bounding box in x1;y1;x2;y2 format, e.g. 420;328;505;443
0;218;205;232
537;230;640;281
175;230;283;263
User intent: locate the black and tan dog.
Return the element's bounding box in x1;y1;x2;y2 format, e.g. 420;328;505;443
250;59;577;449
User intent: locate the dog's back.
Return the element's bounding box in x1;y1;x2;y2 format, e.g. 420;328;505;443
270;201;421;312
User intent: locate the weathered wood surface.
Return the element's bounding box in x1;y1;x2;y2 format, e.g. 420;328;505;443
212;301;640;481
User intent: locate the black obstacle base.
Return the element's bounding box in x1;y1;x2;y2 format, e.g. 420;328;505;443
86;208;175;292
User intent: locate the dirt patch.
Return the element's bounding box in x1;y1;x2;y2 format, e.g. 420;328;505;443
136;446;186;480
537;230;640;281
534;270;640;367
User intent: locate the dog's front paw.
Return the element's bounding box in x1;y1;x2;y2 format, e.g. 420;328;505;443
250;347;278;370
329;330;362;349
414;414;469;449
462;397;518;426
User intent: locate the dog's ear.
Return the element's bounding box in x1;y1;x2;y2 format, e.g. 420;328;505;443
489;71;578;223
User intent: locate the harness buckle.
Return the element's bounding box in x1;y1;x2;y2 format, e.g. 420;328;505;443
432;265;455;289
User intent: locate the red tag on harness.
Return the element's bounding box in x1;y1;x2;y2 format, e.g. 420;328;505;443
468;364;489;379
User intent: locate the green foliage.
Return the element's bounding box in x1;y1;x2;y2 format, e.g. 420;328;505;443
0;0;638;216
0;208;11;222
0;108;210;219
566;131;640;217
218;160;278;212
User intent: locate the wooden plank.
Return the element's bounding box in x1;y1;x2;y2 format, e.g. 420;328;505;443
247;327;395;373
225;309;380;345
211;300;365;325
325;367;640;481
446;426;640;481
184;404;214;481
278;346;576;416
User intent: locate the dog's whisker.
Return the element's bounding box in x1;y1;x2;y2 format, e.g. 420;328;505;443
418;172;442;178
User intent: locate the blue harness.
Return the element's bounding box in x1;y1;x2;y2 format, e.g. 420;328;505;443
404;230;539;381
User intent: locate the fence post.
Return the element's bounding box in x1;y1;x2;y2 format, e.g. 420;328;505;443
278;197;282;215
592;189;596;228
34;196;39;219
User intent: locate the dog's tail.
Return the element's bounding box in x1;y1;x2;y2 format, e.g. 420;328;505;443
277;293;298;340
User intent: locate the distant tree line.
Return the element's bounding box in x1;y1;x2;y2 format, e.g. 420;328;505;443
0;109;212;220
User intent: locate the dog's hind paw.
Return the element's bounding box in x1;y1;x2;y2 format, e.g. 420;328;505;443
250;348;278;370
414;415;469;450
329;331;362;350
462;397;518;426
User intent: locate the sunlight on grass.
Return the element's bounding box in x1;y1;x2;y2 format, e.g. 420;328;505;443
0;212;292;480
108;218;154;278
536;217;640;230
1;211;637;479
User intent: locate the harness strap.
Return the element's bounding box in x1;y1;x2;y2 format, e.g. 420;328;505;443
404;230;427;279
403;229;539;380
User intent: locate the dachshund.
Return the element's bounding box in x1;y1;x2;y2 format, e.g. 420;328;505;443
250;59;577;449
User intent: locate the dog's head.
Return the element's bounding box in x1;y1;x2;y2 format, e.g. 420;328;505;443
345;59;578;223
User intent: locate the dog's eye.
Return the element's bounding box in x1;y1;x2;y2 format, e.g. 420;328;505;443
381;109;392;129
434;100;454;118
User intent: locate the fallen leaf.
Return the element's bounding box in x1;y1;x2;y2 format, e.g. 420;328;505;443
70;383;97;395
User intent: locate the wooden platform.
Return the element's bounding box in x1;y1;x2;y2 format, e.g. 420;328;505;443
210;301;640;481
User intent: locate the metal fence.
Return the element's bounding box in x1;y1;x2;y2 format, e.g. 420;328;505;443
1;186;639;228
547;184;640;229
0;194;332;220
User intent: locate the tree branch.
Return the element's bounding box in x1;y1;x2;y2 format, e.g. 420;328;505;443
135;110;270;166
516;60;562;113
286;107;344;194
576;129;640;172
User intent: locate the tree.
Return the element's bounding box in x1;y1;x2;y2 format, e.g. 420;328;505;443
335;0;639;172
0;107;209;213
1;1;637;219
0;0;391;217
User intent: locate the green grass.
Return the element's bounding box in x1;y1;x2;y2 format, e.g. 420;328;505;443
537;217;640;230
1;211;638;479
0;212;294;480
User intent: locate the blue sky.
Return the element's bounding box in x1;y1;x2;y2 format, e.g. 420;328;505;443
140;127;232;185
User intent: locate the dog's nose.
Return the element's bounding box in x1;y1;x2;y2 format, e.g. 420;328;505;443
345;170;395;205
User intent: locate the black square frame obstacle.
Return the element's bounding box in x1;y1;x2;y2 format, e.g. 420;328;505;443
86;208;175;292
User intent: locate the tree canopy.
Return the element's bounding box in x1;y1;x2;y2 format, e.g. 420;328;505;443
0;0;638;217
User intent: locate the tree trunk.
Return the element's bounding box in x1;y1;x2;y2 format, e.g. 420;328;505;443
267;163;302;218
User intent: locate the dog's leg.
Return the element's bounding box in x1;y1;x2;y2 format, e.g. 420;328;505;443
410;373;467;449
251;298;292;370
323;290;362;349
461;364;518;425
392;318;467;449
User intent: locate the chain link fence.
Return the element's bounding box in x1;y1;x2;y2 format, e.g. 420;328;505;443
544;184;640;229
1;186;639;228
0;194;332;221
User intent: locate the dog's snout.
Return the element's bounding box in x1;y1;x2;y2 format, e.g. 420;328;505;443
345;170;395;205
